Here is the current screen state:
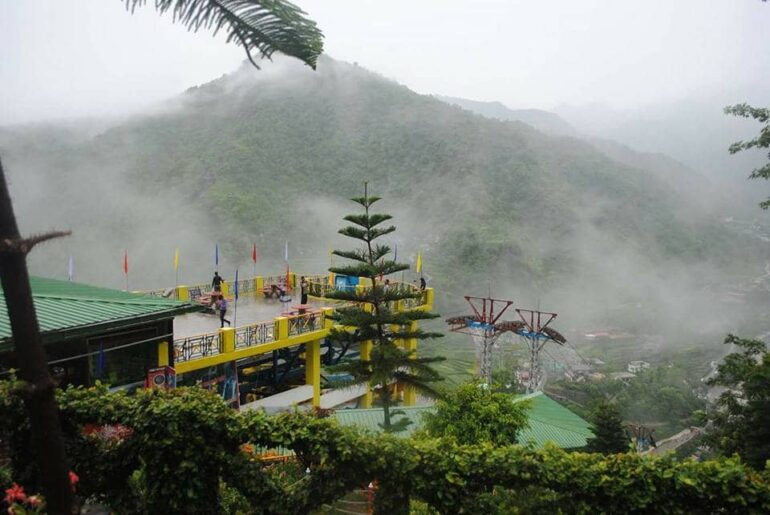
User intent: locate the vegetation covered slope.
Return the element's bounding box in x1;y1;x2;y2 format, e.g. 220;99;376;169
0;57;763;319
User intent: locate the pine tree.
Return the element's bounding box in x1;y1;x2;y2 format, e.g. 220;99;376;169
326;183;444;432
586;401;629;454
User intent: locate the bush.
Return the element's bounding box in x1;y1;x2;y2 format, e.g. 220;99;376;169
1;381;769;514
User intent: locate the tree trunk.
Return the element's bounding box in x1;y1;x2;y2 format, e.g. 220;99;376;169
0;158;73;514
381;385;391;431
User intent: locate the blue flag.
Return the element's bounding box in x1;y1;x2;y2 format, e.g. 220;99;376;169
234;269;239;300
393;243;398;262
215;243;219;267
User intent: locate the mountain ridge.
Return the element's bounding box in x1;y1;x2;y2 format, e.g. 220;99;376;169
0;56;762;332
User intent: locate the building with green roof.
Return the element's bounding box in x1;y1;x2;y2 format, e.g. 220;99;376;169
0;277;199;387
333;391;593;449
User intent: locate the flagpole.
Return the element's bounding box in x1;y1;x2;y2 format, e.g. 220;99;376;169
233;279;237;330
174;248;179;290
124;250;129;292
252;243;257;280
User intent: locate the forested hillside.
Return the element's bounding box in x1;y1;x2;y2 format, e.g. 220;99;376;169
0;56;764;329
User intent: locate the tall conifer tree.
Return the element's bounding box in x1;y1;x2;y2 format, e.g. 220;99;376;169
586;401;629;454
326;183;444;432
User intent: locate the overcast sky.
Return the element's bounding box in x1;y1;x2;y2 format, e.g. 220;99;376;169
1;0;768;125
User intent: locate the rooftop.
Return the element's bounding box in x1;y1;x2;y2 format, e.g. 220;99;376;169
0;277;199;351
333;392;593;449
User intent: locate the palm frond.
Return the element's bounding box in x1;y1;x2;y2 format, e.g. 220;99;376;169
126;0;324;68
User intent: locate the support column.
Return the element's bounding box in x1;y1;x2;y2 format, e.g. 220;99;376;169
403;321;418;406
275;317;289;341
322;307;334;329
157;341;170;367
221;281;230;296
177;285;190;302
220;327;235;354
256;276;264;293
424;287;434;309
360;340;373;408
305;339;321;408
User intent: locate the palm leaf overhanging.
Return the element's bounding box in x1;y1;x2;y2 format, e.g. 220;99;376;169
125;0;324;68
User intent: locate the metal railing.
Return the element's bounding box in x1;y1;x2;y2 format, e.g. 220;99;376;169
307;278;428;309
263;275;289;287
235;278;255;296
235;320;276;349
401;290;427;310
287;311;325;336
137;288;178;300
174;332;222;363
307;279;335;298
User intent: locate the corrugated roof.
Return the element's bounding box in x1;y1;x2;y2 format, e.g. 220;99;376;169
333;392;593;449
0;277;199;350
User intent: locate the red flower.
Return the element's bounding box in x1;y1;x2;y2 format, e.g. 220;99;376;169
81;424;98;436
26;495;42;508
4;483;26;504
68;471;79;490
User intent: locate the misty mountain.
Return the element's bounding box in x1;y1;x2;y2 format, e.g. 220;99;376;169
555;101;768;191
436;95;577;137
0;56;764;334
434;94;737;208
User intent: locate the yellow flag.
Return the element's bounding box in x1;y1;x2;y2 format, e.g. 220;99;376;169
415;252;423;273
173;248;179;271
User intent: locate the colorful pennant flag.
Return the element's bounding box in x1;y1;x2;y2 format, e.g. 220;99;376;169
215;243;219;268
67;254;74;282
284;240;289;262
415;251;423;274
251;244;257;264
123;250;129;276
173;248;180;272
393;243;398;262
234;269;240;300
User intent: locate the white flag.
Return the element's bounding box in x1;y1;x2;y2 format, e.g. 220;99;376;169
67;255;75;282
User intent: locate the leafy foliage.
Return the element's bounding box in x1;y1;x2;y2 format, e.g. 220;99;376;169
707;334;770;469
325;184;444;433
419;381;530;446
125;0;323;68
725;103;770;208
1;383;770;513
548;365;705;439
585;401;629;454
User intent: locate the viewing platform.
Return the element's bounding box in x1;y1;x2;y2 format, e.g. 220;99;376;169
140;273;434;410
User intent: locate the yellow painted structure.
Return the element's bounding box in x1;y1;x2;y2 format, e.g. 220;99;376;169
359;340;373;408
165;274;434;411
157;341;170;367
305;339;321;407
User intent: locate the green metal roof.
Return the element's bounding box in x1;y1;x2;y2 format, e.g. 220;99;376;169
0;277;199;351
333;392;593;449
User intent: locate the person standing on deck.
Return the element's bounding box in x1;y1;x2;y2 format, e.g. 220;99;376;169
218;295;231;327
300;276;309;304
419;277;426;291
212;271;224;292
